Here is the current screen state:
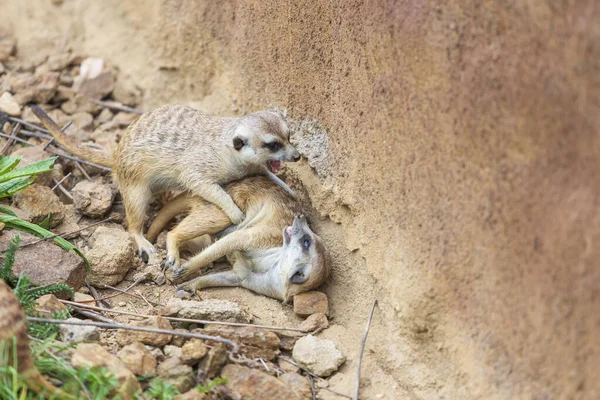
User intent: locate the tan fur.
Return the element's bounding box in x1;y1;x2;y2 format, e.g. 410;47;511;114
0;280;74;399
31;105;300;261
146;176;331;302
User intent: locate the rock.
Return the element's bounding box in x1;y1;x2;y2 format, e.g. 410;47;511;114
32;71;60;103
280;373;312;399
164;345;182;358
112;75;141;106
36;294;68;314
117;342;157;376
299;313;329;332
96;107;114;122
277;330;304;351
73;292;95;303
10;146;63;187
69;111;94;131
61;94;102;115
85;225;134;286
12;183;64;227
202;325;280;361
0;92;20;116
147;346;166;362
79;57;105;80
157;357;195;393
181;339;208;365
199;344;228;379
71;343;140;398
0;36;16;61
293;291;329;317
115;316;173;346
76;70;114;99
53;85;74;102
0;230;86;294
53;205;81;240
112;112;138;126
292;335;345;377
162;298;251;323
46;52;74;71
72;178;116;218
0;62;4;74
59;318;100;343
277;357;300;374
222;364;302;400
174;389;207;400
169;329;189;347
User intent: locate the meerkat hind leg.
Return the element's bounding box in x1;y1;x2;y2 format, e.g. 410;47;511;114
123;184;155;263
177;270;242;293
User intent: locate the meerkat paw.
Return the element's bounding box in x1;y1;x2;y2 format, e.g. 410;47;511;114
176;282;196;295
172;264;190;281
164;255;180;271
135;237;156;264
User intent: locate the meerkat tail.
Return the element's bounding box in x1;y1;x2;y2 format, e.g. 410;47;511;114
30;105;113;168
23;371;76;400
146;194;195;242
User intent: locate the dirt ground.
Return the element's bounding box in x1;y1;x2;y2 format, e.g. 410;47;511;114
3;0;600;399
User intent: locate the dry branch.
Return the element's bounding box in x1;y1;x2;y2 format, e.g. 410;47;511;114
353;299;377;400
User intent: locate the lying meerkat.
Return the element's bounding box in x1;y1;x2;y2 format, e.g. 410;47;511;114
146;176;330;302
31;105;300;262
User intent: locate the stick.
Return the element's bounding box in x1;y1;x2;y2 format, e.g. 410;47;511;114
58;300;309;332
1;123;20;155
102;284;161;307
353;300;377;400
7;117;52;134
52;178;73;200
74;161;93;181
51;171;71;191
88;99;143;115
72;308;116;324
20;216;115;247
86;282;111;309
26;317;240;353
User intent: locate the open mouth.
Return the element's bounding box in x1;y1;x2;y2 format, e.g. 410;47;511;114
267;160;281;173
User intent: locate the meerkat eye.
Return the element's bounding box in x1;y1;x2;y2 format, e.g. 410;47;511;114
264;141;282;152
300;235;311;250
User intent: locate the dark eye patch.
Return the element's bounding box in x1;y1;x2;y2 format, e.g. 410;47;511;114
300;234;311;250
264;141;282;152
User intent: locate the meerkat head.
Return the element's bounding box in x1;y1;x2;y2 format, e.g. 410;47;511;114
232;111;301;172
280;214;331;303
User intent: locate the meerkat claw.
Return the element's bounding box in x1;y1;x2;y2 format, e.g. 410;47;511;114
138;250;149;264
164;256;179;270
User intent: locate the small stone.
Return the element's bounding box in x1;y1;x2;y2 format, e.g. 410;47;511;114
202;325;280;360
59;318;100;343
2;121;11;134
0;62;4;74
79;57;105;80
112;112;138;126
181;339;207;365
116;316;173;346
61;94;102;115
52;205;81;240
117;342;157;376
76;70;114;99
277;330;304;351
280;373;312;399
199;344;228;379
118;301;126;307
72;343;141;398
170;329;189;347
12;183;64;227
32;71;60;103
36;294;68;314
293;291;329;317
74;292;94;303
222;364;302;400
0;92;20;116
299;313;329;332
45;52;74;71
85;225;135;286
0;36;16;61
147;346;166;362
96;107;114;122
10;146;63;187
72;178;116;218
277;357;300;374
164;345;182;358
112;75;141;106
0;230;85;294
292;335;345;377
174;389;207;400
157;357;195;393
162;298;251;323
69;111;94;131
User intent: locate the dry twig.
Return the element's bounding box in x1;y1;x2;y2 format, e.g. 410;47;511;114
26;317;240;353
88;99;143;115
353;300;377;400
20;216;115;247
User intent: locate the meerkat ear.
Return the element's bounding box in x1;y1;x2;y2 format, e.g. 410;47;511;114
233;136;245;151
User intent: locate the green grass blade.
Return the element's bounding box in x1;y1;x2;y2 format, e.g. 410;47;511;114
0;156;22;176
0;206;17;216
0;157;58;184
0;177;35;199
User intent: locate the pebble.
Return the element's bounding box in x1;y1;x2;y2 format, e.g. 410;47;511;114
292;335;345;377
293;291;329;317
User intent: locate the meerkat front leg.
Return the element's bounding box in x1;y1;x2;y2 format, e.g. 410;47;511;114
177;251;249;293
188;182;246;224
264;170;295;197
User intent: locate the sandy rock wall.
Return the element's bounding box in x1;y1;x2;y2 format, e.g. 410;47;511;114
4;0;599;398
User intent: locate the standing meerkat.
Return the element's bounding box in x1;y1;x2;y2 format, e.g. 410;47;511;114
0;280;74;399
31;105;300;262
146;176;331;302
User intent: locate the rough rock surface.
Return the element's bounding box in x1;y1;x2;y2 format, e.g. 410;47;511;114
157;357;195;393
0;230;85;293
279;373;312;400
59;318;100;343
71;178;116;218
162;298;251;323
84;225;134;286
12;183;64;228
202;325;280;361
0;92;20;116
117;342;157;376
222;364;302;400
299;313;328;332
71;343;140;397
116;316;173;346
292;335;345;377
35;294;67;314
198;344;228;379
293;292;328;317
181;338;207;365
163;344;182;358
